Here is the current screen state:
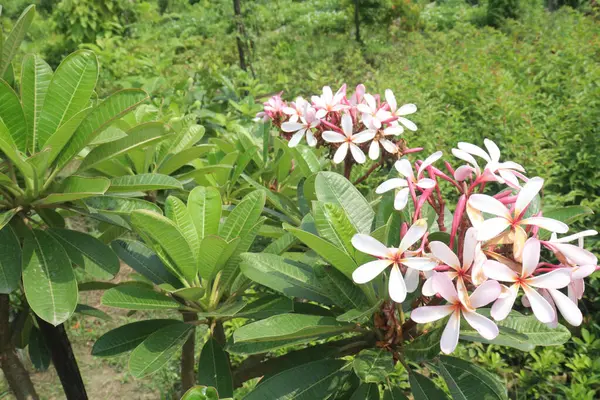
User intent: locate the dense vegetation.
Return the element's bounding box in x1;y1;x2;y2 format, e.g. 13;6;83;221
0;0;598;399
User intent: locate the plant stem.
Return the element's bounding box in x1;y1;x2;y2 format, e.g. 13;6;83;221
181;312;198;393
343;157;352;179
353;161;382;185
0;295;39;400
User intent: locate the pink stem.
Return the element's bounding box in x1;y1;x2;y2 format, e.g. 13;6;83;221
450;194;467;249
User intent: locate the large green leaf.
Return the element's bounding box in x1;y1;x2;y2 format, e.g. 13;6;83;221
42;107;91;165
0;208;18;231
181;386;219;400
197;235;240;281
315;266;369;311
197;337;233;398
166;195;199;256
315;172;374;234
131;210;197;283
313;201;357;257
0;134;33;179
20;54;52;153
157;144;215;175
35;176;110;205
220;190;266;241
188;186;222;242
350;383;380;400
79;122;167;171
101;285;181;310
227;336;324;355
0;5;35;77
48;228;119;280
107;173;183;193
37;50;98;148
353;348;394;383
92;319;180;357
435;356;507;400
243;359;348;400
22;229;77;326
84;196;161;215
235;295;294;319
169;124;206;155
0;226;21;294
28;327;51;372
239;253;332;304
0;79;28;151
404;328;443;362
409;372;448;400
383;388;409;400
233;314;354;343
56;89;148;169
129;322;194;378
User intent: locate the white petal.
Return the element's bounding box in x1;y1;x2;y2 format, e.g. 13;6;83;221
452;148;479;167
385;89;397;111
322;86;333;102
552;230;598;243
468;194;511;218
383;125;403;136
351;234;390;258
376;178;407;194
554;243;597;266
398;117;417;131
483;139;501;162
515;177;544;216
404;268;420;293
394;188;410;210
422;275;436;296
389;265;407;303
429;241;460;269
498;170;520;188
352;259;392;284
526;268;571;289
483;260;518;282
463;311;499;340
457;142;491;163
356;104;371;114
322;131;346;143
315;108;327;119
394;159;415;180
401;257;437;271
469;280;501;308
352;130;376;144
454;165;475;181
397;103;417;115
522;284;555;323
521;217;569;234
411;305;454;323
476;218;510;241
548;288;582;326
440;310;460;354
399;219;428;252
333;142;349;164
571;265;596;280
288;129;305;147
349;143;366;164
306;131;317;147
364;93;376;112
281;122;303;133
417;151;443;177
433;272;459;303
521;237;540;278
368;140;380;160
462;227;478;269
380;138;398;153
491;284;519;321
416;178;436;189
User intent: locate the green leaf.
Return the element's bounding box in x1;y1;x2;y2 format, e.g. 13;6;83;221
157;144;215;175
243;359;348;400
539;206;594;240
84;196;161;215
42;107;92;165
353;348;394;383
227;336;321;355
171;287;205;301
78;281;116;291
336;300;383;323
74;304;111;321
56;89;149;169
0;5;35;77
35;176;110;205
37;50;98;148
315;172;374;234
187;187;221;244
20;54;53;153
107;173;183;193
384;388;409;400
170;124;206;154
111;239;181;288
166;195;199;256
315;265;369;311
0;208;18;231
233;314;354;343
181;386;220;400
28;327;51;372
79;122;167;171
239;253;332;304
35;208;65;228
404;328;443;362
350;383;380;400
435;355;507;400
0;79;28;151
101;285;180;310
285;224;358;279
131;210;197;283
92;319;180;357
235;295;294;319
0;134;33;179
0;226;21;293
129;322;194;377
313;201;357;257
409;372;448;400
220;190;266;241
22;229;77;326
48;228;119;280
197;235;240;281
197;337;233;398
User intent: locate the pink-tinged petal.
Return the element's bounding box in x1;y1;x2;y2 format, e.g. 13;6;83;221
352;259;392;284
539;289;558;328
389;265;407;303
288;129;305;148
521;217;568;234
315;108;327;119
398;117;417;131
357;104;371;114
352;130;376;144
341;114;354;137
385;89;397;111
322;131;346;143
548;288;582;326
526;268;571;289
322;86;333;103
483;139;501;163
468;194;511;218
463;311;499;340
433;273;459;303
417;151;443;177
553;243;597;266
380;138;398;153
364;93;376;112
476;218;510;241
458;142;491;163
368;140;380;160
401;257;437;271
399;219;428;253
411;305;455;323
462;227;478;269
397;103;417;115
456;277;471;309
333;142;349;164
552;230;598;243
454;165;475;181
491;284;519;321
452;148;479;167
521;237;541;278
515;177;543;216
469;280;501;308
522;284;555;323
498;169;520;188
416;178;436;189
404;268;420;293
440;310;461;354
306;131;317;147
394;188;410;210
351;234;390;258
571;265;596;280
349;143;366;164
376;178;408;194
483;260;518;282
429;241;460;270
422;274;437;296
500;160;525;172
281;122;303;133
568;279;585;301
384;125;404;136
394;158;415;180
471;248;488;286
512;225;528;262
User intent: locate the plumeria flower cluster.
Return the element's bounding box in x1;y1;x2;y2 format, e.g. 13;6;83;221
256;84;419;164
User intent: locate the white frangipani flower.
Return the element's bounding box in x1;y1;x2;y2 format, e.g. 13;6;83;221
322;114;374;164
312;85;347;119
385;89;417;132
359;115;398;160
356;94;391;129
351;219;437;303
280;104;320;147
282;96;308;123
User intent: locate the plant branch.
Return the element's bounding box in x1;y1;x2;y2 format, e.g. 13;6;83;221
353;161;383;185
181;312;198;393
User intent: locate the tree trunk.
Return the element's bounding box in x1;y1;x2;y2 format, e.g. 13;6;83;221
233;0;247;71
36;317;87;400
180;312;198;393
354;0;361;43
0;295;39;400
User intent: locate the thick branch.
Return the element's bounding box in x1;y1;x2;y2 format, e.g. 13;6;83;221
181;312;198;393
